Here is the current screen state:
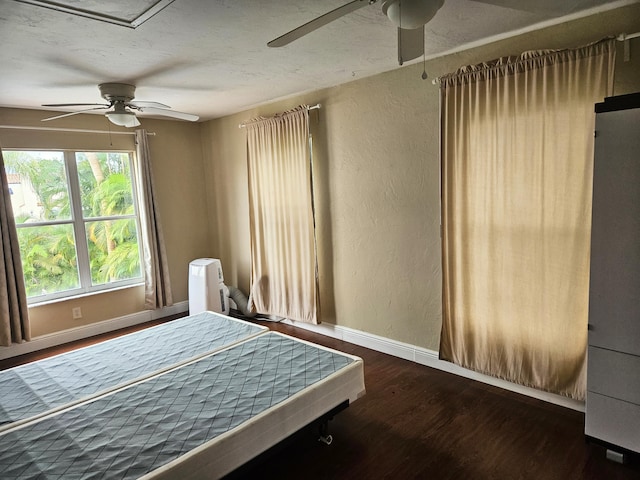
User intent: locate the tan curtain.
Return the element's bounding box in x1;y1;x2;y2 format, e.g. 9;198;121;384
134;130;173;309
0;146;31;346
246;105;318;324
439;39;615;400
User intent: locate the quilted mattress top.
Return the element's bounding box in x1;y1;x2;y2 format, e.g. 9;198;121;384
0;312;266;429
0;332;361;479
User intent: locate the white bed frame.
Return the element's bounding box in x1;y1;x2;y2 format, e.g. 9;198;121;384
0;317;365;479
146;334;365;479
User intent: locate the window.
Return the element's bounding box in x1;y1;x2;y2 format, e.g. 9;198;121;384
5;150;143;303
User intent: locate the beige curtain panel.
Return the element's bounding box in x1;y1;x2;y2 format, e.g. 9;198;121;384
0;147;31;346
246;105;318;324
439;39;615;400
134;130;173;310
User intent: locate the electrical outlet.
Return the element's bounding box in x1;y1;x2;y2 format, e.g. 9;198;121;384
72;307;82;319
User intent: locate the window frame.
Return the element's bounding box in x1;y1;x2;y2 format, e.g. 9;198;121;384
7;148;144;304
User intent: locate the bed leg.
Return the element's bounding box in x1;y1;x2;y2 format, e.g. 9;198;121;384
318;420;333;446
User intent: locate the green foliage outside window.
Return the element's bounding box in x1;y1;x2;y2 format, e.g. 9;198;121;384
5;150;142;299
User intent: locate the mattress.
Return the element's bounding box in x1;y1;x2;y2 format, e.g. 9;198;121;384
0;332;365;479
0;312;267;431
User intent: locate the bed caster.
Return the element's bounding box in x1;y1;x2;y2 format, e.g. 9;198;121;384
606;449;626;464
318;420;333;445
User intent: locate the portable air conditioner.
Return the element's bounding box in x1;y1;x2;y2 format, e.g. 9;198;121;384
188;258;230;315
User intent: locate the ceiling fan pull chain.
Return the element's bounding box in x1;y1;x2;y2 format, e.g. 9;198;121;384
398;0;403;64
106;116;113;146
422;25;428;80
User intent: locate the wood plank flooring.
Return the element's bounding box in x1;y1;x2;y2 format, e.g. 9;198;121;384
241;320;640;480
1;315;638;479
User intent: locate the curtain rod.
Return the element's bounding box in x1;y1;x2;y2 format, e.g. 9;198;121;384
617;31;640;41
618;31;640;62
0;125;155;136
430;33;638;86
239;104;321;128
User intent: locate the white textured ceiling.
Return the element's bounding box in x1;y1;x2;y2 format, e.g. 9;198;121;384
0;0;634;121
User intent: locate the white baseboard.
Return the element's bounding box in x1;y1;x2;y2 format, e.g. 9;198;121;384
2;302;585;413
0;301;189;361
282;319;585;413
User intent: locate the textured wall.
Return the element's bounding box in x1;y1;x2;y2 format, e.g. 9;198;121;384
2;4;639;342
201;4;640;351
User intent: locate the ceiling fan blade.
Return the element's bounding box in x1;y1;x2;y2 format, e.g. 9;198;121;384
268;0;376;47
129;101;171;109
41;106;109;122
137;106;199;122
42;103;109;107
397;26;424;65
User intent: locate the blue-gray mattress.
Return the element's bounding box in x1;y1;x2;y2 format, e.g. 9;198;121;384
0;331;365;479
0;312;267;430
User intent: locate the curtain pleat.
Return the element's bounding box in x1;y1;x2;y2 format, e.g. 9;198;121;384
246;106;318;324
439;39;615;399
0;147;31;346
134;130;173;310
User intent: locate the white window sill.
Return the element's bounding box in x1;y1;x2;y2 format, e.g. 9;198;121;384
28;282;145;308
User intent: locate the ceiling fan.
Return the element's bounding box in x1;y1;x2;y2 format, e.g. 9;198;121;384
41;83;199;127
268;0;445;66
268;0;597;66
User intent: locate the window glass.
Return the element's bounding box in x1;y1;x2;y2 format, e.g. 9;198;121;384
86;218;141;285
4;151;71;224
76;152;135;218
16;223;80;297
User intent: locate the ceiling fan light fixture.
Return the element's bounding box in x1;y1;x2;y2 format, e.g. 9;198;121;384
382;0;445;29
106;102;140;127
106;111;140;127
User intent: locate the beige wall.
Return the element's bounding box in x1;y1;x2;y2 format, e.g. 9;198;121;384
200;4;640;351
0;108;209;336
2;5;639;344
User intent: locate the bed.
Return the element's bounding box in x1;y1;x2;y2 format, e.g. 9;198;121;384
0;314;365;479
0;312;267;431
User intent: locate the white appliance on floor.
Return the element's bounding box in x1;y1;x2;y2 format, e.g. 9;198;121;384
188;258;230;315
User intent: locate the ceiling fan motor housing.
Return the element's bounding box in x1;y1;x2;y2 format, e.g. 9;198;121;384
99;83;136;103
382;0;445;29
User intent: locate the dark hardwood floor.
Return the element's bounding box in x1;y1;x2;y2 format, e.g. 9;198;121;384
1;315;638;480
